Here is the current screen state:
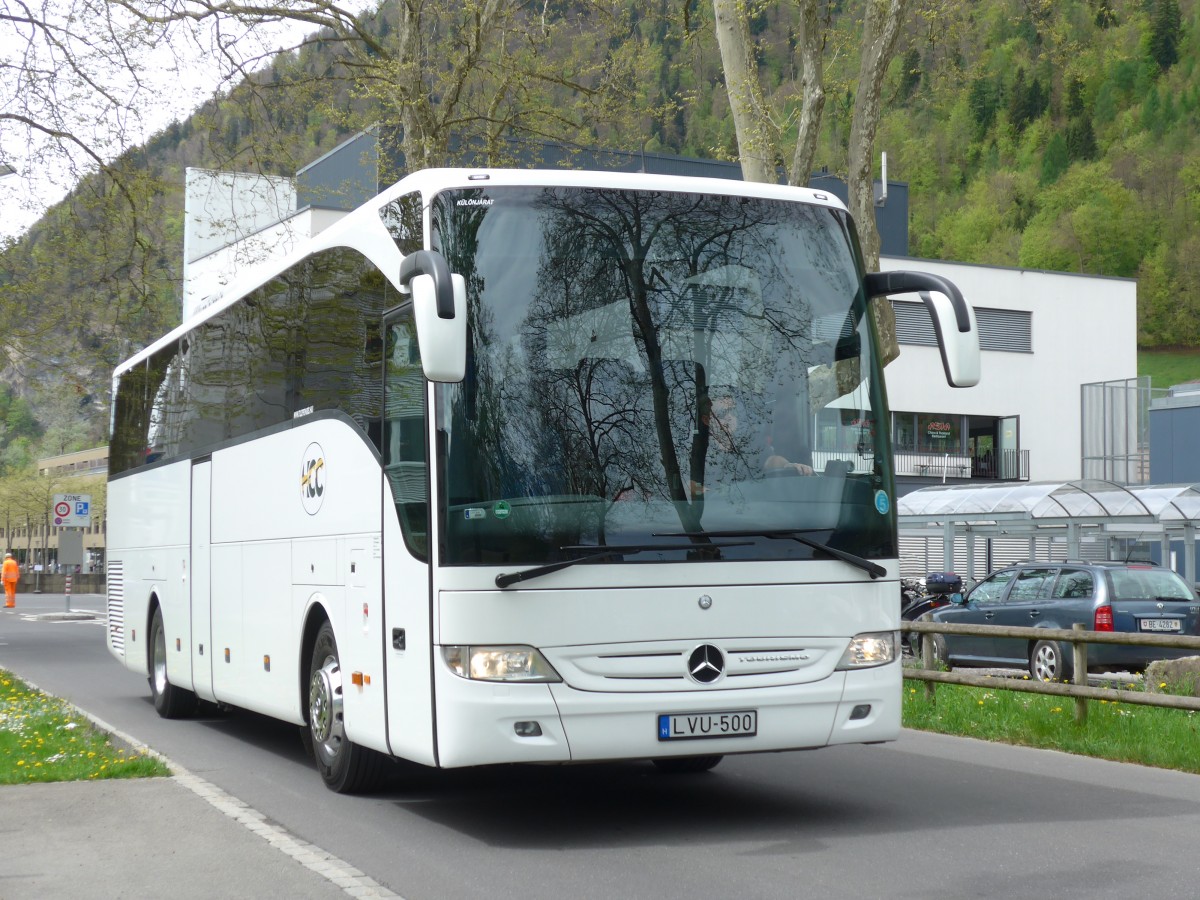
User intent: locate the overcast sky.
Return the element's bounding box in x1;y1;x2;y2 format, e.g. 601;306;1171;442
0;2;359;242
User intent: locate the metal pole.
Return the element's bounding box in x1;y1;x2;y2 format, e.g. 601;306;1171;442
33;517;42;594
1184;523;1197;588
1067;522;1080;560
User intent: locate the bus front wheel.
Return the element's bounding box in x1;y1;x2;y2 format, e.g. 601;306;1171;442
307;621;387;793
149;607;197;719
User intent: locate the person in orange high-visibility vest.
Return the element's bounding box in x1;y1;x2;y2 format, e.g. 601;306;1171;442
3;552;19;608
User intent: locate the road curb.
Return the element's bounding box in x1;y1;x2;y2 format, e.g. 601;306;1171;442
11;672;403;899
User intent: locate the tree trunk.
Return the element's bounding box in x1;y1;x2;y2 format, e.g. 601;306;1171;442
848;0;908;272
711;0;776;183
848;0;909;366
788;0;826;186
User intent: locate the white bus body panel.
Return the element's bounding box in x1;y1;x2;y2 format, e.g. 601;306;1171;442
189;462;211;700
431;573;899;767
108;416;438;765
107;460;191;678
207;420;388;738
380;483;438;766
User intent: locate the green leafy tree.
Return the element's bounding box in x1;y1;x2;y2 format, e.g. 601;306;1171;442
1020;163;1152;276
897;47;922;99
1065;117;1098;161
1066;77;1086;118
1094;0;1117;29
1041;133;1069;184
1149;0;1182;72
969;75;1000;139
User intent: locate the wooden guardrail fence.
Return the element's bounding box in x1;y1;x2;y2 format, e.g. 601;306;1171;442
901;620;1200;722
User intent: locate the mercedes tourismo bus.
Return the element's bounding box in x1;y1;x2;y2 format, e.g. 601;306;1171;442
107;168;980;792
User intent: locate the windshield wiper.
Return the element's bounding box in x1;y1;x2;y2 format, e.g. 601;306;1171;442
655;529;887;580
495;542;751;589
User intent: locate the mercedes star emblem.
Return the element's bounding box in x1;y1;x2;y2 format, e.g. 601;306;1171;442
687;644;725;684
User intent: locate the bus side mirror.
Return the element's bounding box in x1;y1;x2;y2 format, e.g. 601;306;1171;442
411;272;466;383
399;250;467;383
863;271;981;388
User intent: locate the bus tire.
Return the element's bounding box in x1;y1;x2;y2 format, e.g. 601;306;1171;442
149;606;197;719
307;621;388;793
651;755;724;774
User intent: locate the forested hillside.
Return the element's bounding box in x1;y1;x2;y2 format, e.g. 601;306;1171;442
1;0;1197;461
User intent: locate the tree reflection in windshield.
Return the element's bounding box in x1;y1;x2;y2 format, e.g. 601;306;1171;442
432;185;893;567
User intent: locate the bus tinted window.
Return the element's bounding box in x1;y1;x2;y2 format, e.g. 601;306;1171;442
110;342;178;475
110;247;395;475
294;252;389;435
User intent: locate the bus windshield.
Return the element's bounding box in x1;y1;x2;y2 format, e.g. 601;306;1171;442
432;185;895;567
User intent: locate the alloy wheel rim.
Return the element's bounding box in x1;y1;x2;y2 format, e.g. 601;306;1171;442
309;655;344;765
1035;646;1057;681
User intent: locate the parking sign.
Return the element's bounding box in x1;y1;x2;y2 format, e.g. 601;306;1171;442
53;493;91;527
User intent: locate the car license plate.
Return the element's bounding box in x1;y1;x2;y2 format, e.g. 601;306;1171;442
658;710;757;741
1140;619;1181;632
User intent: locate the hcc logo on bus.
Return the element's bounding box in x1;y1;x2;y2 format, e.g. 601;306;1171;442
301;442;326;515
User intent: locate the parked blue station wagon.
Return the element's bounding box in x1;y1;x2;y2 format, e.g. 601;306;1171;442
924;561;1200;681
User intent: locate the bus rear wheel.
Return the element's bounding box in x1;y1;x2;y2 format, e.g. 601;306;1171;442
149;607;197;719
307;621;388;793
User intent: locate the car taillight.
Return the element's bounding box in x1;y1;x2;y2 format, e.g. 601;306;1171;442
1094;606;1114;631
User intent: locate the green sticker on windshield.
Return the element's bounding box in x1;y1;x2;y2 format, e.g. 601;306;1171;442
493;500;511;520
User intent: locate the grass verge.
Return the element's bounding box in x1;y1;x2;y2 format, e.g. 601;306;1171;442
0;668;171;784
903;676;1200;773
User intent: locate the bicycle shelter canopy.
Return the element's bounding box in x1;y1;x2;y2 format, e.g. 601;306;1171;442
895;479;1198;579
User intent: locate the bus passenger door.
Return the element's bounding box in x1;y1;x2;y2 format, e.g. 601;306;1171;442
381;309;436;765
190;459;215;702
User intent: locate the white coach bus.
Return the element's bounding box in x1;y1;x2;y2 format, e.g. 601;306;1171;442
106;168;979;792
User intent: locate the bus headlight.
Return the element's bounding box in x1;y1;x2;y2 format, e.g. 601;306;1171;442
835;631;899;670
442;645;562;683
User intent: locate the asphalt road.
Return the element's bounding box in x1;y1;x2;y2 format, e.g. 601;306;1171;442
4;592;1200;899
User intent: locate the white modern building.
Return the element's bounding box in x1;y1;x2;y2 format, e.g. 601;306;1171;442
880;257;1138;490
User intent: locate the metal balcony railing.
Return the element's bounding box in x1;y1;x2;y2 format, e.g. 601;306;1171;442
889;448;1030;481
810;449;1030;481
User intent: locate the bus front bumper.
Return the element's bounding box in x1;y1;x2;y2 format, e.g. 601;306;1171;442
432;662;900;768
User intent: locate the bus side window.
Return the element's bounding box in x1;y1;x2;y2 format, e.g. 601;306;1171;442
383;312;428;559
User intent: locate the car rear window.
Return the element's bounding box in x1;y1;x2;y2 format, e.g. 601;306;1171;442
1107;568;1194;601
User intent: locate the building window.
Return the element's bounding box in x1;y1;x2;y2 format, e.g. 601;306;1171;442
893;411;965;454
892;300;1032;353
